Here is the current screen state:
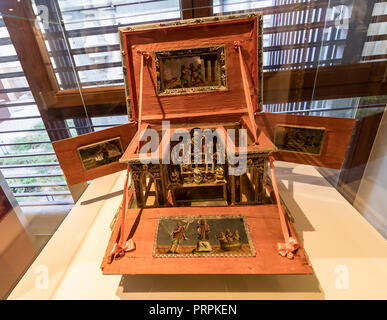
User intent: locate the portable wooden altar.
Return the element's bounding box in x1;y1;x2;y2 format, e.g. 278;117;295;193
52;13;355;275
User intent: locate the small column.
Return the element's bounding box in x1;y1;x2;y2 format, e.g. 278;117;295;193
206;60;212;83
213;59;217;83
251;156;266;204
151;168;165;206
230;173;236;205
200;58;205;83
131;168;144;208
235;175;241;203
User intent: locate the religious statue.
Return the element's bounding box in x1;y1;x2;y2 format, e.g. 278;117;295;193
215;164;226;183
193;166;203;184
192;218;213;253
170;167;180;184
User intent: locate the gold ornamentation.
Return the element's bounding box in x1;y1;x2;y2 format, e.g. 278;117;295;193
215;165;226;183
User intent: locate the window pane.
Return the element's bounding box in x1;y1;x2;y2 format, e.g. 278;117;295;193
34;0;181;90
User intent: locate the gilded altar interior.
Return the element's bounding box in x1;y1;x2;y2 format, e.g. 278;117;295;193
126;122;274;208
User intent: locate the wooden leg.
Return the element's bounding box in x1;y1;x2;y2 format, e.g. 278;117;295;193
131;170;144;208
235;175;241;203
154;178;165;206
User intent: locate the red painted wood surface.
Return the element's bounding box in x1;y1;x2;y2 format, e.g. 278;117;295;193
53;123;137;186
119;122;276;163
256;113;355;169
101;205;312;275
122;17;259;121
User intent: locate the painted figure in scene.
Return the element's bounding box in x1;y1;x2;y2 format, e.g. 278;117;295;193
218;228;242;251
180;65;190;87
225;228;233;241
189;63;197;84
195;64;205;85
217;232;227;242
168;221;188;254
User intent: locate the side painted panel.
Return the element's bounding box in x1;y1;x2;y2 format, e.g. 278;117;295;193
53;123;137;186
256;113;355;169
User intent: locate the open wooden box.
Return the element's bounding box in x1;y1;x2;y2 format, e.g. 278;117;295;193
52;13;356;275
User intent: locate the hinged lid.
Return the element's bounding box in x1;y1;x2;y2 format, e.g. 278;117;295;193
119;13;263;123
